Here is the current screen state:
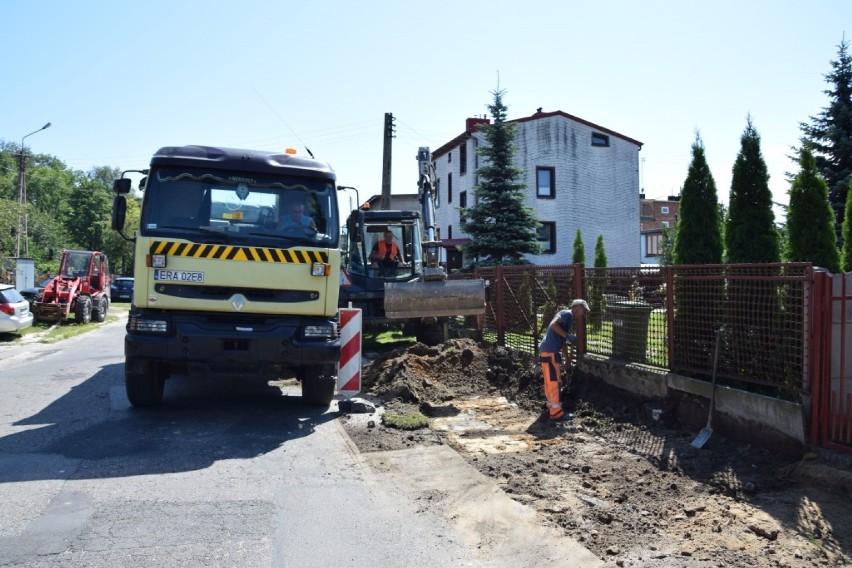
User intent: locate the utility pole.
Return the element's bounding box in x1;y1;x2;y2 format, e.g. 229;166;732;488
381;112;395;210
16;122;51;258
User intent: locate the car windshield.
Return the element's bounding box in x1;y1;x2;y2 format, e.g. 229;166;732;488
140;166;338;247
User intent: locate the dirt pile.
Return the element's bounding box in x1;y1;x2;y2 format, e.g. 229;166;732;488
341;339;852;567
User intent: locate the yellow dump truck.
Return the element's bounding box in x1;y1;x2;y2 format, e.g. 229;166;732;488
112;145;341;407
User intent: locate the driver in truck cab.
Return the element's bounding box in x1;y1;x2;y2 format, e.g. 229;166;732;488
370;230;400;271
278;197;316;230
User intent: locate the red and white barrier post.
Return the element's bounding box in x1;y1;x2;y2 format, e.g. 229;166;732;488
338;308;362;397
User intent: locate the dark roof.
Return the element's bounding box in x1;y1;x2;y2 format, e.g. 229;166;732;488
432;110;642;160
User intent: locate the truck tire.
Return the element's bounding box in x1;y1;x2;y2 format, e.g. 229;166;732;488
91;296;108;322
75;296;92;324
125;360;165;407
301;365;336;407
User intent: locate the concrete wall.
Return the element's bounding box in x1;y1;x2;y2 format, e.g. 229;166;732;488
580;354;807;459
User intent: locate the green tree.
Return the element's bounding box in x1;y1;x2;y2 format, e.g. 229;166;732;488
460;89;540;264
800;39;852;242
673;134;723;265
66;178;112;251
842;182;852;271
788;147;841;272
659;226;675;265
588;234;607;328
725;117;779;263
572;229;585;265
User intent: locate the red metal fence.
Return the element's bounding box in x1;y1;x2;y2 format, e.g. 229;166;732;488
472;262;850;454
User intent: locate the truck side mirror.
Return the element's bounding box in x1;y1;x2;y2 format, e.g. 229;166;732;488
112;195;127;231
113;178;132;195
347;216;361;242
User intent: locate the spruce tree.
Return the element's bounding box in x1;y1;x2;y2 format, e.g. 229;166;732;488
589;235;607;328
673;134;723;265
672;134;723;372
572;229;585;265
842;182;852;271
800;39;852;242
787;147;841;272
725;117;779;263
460;89;540;264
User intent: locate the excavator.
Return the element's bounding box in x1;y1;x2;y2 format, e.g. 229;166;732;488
339;147;486;345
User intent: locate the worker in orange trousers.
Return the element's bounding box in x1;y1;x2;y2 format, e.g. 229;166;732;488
538;299;590;422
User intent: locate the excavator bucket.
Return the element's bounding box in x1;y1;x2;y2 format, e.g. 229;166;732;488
384;279;486;320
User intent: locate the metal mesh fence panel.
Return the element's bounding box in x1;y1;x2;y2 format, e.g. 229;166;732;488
474;262;811;400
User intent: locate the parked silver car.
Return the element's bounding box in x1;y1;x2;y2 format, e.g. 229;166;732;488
0;284;34;333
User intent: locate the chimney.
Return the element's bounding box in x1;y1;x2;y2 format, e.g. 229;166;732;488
466;117;490;132
667;195;680;202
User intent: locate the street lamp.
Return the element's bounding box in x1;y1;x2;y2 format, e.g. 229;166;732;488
16;122;51;258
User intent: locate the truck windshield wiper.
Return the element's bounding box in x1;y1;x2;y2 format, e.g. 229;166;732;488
158;225;230;243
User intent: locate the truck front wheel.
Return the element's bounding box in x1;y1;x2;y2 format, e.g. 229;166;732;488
301;365;336;407
126;359;165;407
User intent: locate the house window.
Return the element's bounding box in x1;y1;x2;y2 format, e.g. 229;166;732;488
448;151;452;163
591;132;610;147
460;144;467;175
459;191;467;223
447;173;453;204
646;234;661;256
536;167;555;198
661;206;669;214
537;222;556;254
448;225;452;239
661;221;670;228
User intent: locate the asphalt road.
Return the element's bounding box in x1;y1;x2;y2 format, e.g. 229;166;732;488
0;318;600;567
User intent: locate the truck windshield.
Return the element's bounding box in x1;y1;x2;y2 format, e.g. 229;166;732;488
140;166;338;247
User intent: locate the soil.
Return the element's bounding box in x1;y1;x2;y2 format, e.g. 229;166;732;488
339;338;852;567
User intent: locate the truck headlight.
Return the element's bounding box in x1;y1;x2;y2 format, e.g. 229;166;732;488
128;316;168;334
311;262;330;277
303;323;337;339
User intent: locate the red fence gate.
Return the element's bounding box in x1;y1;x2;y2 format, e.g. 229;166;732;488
810;270;852;454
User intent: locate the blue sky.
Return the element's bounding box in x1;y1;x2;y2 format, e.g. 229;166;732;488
3;1;850;219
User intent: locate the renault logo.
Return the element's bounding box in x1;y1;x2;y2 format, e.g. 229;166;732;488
231;294;246;312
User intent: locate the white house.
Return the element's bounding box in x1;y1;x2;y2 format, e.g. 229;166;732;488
429;110;642;269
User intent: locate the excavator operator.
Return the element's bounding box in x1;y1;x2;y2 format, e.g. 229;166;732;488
370;230;400;275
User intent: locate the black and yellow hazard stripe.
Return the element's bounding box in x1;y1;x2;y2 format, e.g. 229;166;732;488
149;241;328;264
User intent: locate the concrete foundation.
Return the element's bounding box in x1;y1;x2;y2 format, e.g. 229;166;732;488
579;354;807;459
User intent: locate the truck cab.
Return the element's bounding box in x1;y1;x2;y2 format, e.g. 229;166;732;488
113;145;341;407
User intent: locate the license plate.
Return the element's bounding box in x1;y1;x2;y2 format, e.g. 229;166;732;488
154;270;205;283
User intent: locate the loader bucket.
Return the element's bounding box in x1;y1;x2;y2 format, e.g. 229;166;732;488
384;279;486;320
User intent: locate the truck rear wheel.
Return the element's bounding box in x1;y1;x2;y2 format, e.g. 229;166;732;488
75;296;92;324
126;359;165;407
301;365;336;407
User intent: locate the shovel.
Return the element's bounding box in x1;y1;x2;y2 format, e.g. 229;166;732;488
691;329;722;449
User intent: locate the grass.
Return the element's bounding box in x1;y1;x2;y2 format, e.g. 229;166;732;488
381;405;429;430
1;301;132;345
362;327;414;350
